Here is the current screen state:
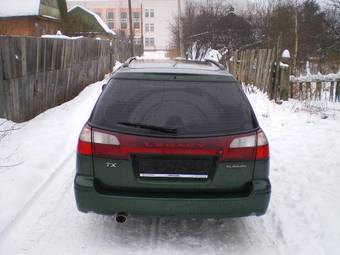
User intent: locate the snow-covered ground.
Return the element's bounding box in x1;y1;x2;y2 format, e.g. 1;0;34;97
140;51;169;59
0;53;340;255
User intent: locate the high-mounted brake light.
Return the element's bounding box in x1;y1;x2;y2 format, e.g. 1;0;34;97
77;125;92;155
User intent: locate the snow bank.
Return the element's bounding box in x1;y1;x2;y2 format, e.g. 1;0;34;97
0;0;40;17
246;89;340;255
0;78;106;235
204;48;222;62
68;5;116;35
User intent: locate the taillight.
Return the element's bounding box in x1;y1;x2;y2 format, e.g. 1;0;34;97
221;130;269;161
77;124;92;155
78;125;269;161
256;131;269;160
221;134;257;161
92;128;124;158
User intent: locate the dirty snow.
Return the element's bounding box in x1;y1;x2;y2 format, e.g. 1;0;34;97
0;53;340;255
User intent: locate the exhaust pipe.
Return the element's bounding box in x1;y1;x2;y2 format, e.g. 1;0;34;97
116;212;127;223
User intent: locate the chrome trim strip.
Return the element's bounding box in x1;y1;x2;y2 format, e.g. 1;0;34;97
139;173;208;179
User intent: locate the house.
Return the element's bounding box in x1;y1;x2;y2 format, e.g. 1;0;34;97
0;0;67;36
67;0;179;51
65;5;116;39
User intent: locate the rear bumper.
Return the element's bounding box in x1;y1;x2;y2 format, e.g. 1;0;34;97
74;175;271;218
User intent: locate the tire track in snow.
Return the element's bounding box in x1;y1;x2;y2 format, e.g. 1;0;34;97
0;154;74;241
0;157;75;254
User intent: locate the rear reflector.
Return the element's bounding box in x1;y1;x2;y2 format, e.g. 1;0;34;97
77;125;269;161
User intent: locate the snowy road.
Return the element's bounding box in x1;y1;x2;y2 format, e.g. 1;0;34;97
1;58;340;254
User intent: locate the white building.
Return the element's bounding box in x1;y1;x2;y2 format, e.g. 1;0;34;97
67;0;179;51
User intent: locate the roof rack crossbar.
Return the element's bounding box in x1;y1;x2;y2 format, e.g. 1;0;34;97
123;56;137;67
205;59;226;70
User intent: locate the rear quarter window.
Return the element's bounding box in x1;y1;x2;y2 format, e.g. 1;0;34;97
90;78;257;137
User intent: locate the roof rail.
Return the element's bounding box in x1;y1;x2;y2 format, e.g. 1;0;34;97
122;56;137;67
205;59;226;70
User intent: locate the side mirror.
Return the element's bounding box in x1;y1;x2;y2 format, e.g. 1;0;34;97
102;84;107;90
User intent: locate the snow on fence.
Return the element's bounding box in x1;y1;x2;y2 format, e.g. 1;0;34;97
289;73;340;101
229;48;340;102
0;36;142;122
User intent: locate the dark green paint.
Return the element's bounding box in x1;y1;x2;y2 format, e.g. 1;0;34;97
75;175;270;217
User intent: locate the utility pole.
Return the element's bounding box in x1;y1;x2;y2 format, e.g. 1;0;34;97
177;0;184;57
293;1;299;75
128;0;134;56
140;3;144;51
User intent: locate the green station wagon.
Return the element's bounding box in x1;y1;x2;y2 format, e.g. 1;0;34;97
75;58;271;222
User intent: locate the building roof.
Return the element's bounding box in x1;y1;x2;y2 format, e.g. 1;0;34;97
0;0;41;17
68;5;115;35
0;0;67;19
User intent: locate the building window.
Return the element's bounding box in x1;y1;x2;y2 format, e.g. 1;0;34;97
145;37;155;47
145;23;154;33
107;12;114;29
133;37;141;45
133;12;140;29
145;9;154;18
120;12;127;29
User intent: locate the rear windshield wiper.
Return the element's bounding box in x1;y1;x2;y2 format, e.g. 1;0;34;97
116;122;178;134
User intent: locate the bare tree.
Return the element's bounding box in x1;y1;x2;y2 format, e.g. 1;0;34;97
170;0;253;59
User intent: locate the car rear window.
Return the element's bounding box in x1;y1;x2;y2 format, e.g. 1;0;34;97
90;78;257;137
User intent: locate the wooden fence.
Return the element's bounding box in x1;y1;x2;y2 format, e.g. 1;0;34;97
229;48;340;101
0;36;142;122
113;37;143;63
289;76;340;101
229;48;286;99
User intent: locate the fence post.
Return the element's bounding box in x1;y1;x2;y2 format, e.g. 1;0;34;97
299;82;303;100
336;80;340;102
279;64;290;101
315;80;322;100
330;81;334;102
289;82;294;99
0;45;5;118
306;82;311;99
